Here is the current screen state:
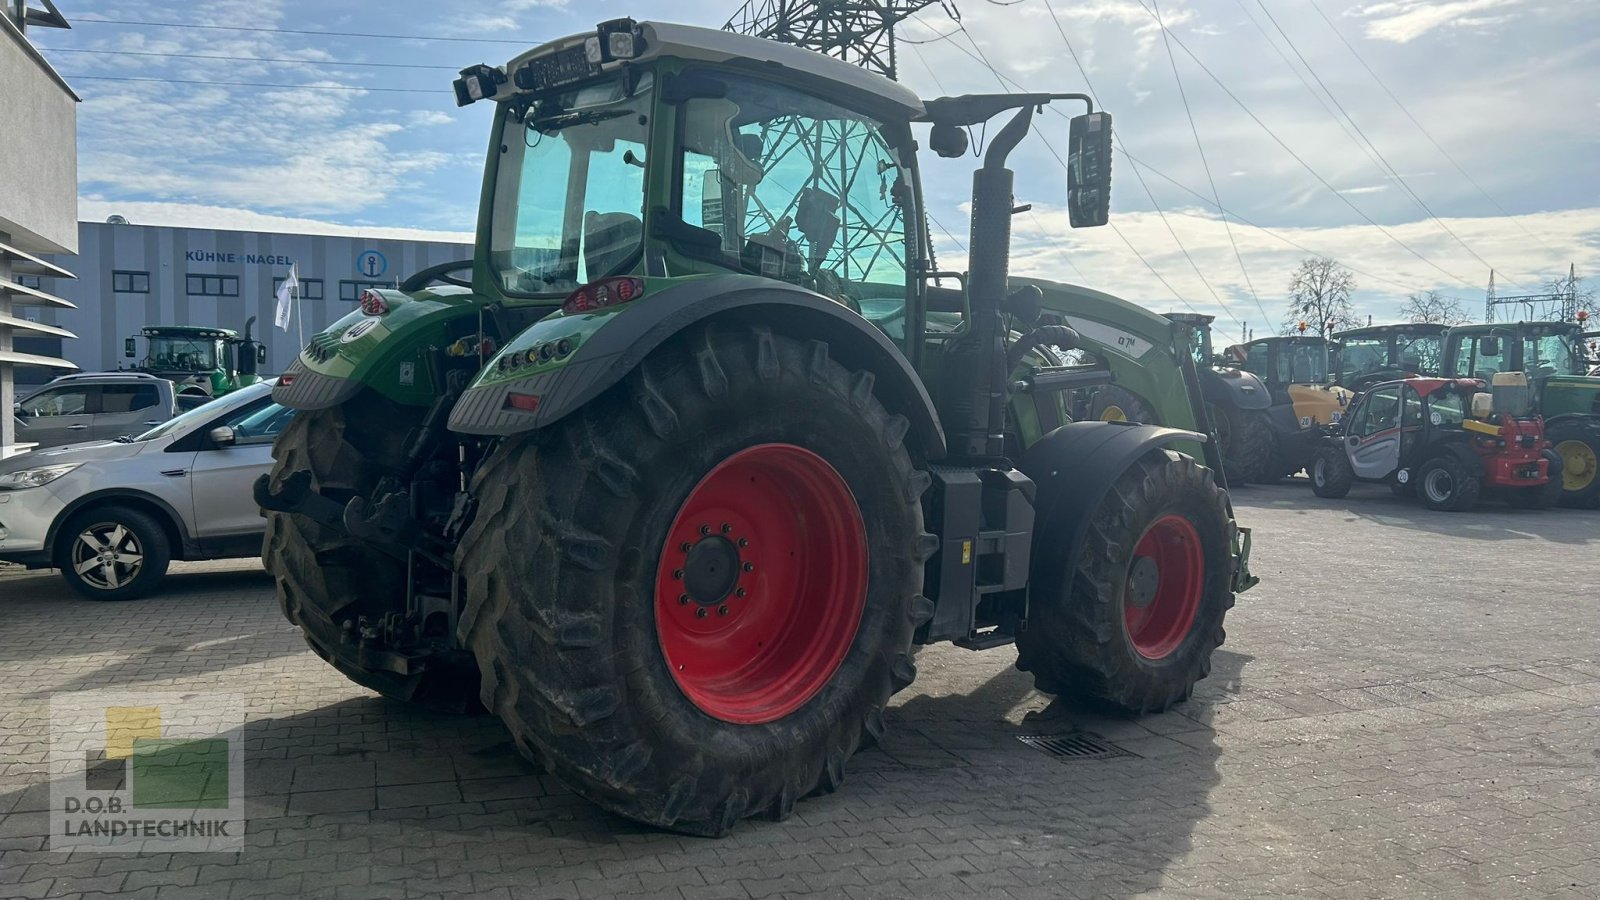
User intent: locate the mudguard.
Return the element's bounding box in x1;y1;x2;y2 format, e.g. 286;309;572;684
1017;421;1208;592
447;274;947;460
1201;367;1271;411
1426;438;1485;477
273;285;482;411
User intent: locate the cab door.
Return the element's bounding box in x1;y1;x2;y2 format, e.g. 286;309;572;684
14;384;96;448
1345;384;1404;479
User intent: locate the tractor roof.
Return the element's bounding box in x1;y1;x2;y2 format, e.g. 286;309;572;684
505;21;924;122
141;325;238;338
1163;312;1215;326
1334;322;1446;339
1448;321;1580;336
1368;376;1483;398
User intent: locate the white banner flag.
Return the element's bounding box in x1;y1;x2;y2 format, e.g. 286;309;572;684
274;264;298;331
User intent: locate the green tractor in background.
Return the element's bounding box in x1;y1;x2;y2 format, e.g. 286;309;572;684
1443;320;1600;506
1332;322;1446;393
256;19;1256;835
122;319;267;399
1221;333;1354;481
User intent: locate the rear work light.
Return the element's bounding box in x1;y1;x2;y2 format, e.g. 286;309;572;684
358;290;389;316
563;277;645;315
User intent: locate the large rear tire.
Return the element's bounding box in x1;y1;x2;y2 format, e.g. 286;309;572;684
264;395;482;713
457;325;929;836
1228;408;1282;484
1547;419;1600;509
1016;449;1233;713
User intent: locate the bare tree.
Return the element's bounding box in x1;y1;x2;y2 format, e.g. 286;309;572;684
1538;273;1596;320
1399;290;1471;325
1283;257;1359;335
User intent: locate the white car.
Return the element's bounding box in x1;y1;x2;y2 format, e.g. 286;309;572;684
0;381;294;600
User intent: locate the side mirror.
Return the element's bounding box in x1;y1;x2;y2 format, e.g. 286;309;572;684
1480;336;1501;357
13;403;28;420
1067;111;1113;228
208;426;236;446
124;337;136;358
257;345;267;364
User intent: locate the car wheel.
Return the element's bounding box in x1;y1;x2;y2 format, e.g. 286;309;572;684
55;506;172;601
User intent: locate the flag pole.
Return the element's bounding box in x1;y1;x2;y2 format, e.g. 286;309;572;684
295;280;303;348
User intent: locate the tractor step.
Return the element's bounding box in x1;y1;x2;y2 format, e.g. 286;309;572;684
953;628;1016;651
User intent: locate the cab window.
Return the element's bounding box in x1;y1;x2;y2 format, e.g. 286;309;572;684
19;386;89;417
99;384;160;413
1428;390;1465;426
1452;335;1508;379
1242;343;1269;378
1350;385;1401;437
221;400;298;445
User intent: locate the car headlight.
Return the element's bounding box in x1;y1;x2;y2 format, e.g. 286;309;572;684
0;463;81;490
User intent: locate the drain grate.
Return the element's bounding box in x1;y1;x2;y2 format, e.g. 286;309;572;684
1017;732;1136;762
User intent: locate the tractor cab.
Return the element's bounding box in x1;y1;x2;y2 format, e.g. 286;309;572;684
1220;334;1352;478
1312;375;1557;511
124;322;266;397
1332;322;1445;393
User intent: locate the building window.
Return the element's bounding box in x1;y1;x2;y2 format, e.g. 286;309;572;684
186;274;239;297
273;277;324;301
339;280;390;301
112;270;150;293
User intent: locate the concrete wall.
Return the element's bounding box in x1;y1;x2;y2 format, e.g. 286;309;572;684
0;15;78;255
22;221;473;379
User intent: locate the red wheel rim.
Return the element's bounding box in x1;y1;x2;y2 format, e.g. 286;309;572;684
655;444;868;724
1123;514;1204;660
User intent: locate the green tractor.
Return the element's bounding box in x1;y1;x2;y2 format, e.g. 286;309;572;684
256;19;1256;835
1332;322;1446;393
1221;334;1354;481
1443;320;1600;506
122;319;267;398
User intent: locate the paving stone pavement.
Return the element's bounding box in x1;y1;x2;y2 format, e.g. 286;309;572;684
0;481;1596;899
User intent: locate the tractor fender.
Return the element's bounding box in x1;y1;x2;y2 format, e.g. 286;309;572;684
1201;367;1271;411
1017;421;1206;590
447;275;947;459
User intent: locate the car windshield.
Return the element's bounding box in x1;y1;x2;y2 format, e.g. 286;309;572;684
145;335;220;372
489;73;652;296
132;384;270;442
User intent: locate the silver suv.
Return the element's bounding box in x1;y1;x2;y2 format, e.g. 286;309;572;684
0;380;294;600
13;372;182;449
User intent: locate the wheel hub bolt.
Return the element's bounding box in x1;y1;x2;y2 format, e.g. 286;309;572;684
672;569;684;580
680;542;692;552
695;607;708;618
742;562;754;572
717;605;729;616
720;523;732;533
735;588;746;598
737;538;749;548
678;594;690;605
699;524;711;536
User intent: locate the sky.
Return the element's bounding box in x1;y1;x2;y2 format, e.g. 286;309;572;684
28;0;1600;342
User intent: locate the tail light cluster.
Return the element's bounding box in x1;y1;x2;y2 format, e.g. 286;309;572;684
358;289;390;316
495;337;576;374
562;277;644;315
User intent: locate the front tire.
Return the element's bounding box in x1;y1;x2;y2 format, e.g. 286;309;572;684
56;506;171;601
1310;446;1353;498
264;395;481;713
1229;409;1283;484
1416;455;1480;511
458;325;928;836
1016;450;1233;713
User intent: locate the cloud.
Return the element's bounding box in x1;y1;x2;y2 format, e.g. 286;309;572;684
1355;0;1527;44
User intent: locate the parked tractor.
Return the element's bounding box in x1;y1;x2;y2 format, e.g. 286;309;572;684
1312;374;1559;511
1159;314;1275;484
1223;334;1353;480
122;319;266;398
257;19;1256;835
1443;321;1600;507
1332;322;1445;393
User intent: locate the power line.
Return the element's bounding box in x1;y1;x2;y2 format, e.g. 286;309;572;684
1243;0;1527;289
1151;0;1268;327
1302;0;1562;257
1121;0;1475;290
63;74;446;94
1030;0;1242;330
40;46;459;70
71;17;533;45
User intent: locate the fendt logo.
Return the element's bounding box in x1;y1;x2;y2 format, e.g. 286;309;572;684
50;691;244;852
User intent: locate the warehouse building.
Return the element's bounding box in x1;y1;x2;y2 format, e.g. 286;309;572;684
18;218;472;383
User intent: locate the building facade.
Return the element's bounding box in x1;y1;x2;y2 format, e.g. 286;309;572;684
1;0;78;456
22;219;473;382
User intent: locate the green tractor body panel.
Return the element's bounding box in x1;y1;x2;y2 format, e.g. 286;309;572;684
280;286;490;408
1541;376;1600;418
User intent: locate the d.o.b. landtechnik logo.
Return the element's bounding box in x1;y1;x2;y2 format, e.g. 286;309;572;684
50;691;244;852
